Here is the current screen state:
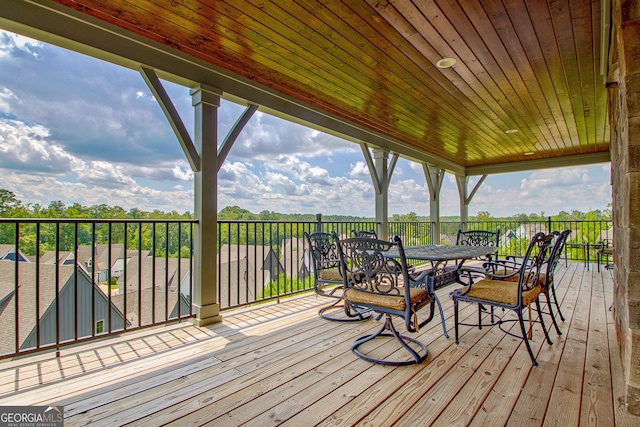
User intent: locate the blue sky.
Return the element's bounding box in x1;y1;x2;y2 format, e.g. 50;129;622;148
0;30;612;217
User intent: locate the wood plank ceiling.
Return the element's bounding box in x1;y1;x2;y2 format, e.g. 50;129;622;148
50;0;609;172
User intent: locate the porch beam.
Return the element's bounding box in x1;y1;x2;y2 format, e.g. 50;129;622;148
361;145;397;240
217;104;258;172
424;165;445;244
456;174;487;230
466;152;611;176
139;66;201;171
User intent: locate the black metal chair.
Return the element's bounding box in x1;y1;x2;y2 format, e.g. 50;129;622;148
483;229;571;335
452;232;555;366
352;229;377;238
456;229;500;260
597;239;614;272
336;235;436;365
304;231;370;322
542;230;571;331
447;229;500;285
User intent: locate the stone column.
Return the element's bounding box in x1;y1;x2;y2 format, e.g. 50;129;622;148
610;0;640;414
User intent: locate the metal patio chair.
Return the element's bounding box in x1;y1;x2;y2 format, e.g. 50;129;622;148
304;231;370;322
336;235;436;365
452;232;555;366
597;239;614;272
482;229;571;335
456;229;500;261
352;229;377;238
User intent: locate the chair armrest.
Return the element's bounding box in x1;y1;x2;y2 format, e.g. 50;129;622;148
408;268;434;289
458;260;522;282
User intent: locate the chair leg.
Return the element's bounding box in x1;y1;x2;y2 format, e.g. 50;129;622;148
517;308;538;366
550;285;565;321
351;314;427;366
318;298;370;322
454;300;460;344
433;294;449;338
535;298;553;345
544;291;562;335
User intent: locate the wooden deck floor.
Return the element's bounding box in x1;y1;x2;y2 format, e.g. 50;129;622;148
1;263;638;426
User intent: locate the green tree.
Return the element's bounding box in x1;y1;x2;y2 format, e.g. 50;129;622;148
0;189;22;216
475;211;493;221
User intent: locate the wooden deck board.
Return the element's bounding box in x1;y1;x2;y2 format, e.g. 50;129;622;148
0;263;637;426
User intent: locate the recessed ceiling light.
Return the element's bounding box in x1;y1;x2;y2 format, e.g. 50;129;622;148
524;152;535;156
505;129;519;134
436;58;456;68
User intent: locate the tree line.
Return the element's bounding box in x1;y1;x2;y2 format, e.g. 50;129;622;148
0;189;612;259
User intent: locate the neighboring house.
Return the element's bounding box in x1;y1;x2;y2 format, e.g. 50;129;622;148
121;256;191;294
280;237;311;281
500;229;519;247
514;223;548;240
111;288;191;328
0;244;29;262
218;244;283;306
39;250;76;266
0;260;127;356
40;245;133;294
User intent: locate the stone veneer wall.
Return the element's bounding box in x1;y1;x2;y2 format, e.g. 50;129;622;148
610;0;640;415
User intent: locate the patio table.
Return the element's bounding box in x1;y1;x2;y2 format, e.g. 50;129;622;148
566;242;601;271
386;244;498;338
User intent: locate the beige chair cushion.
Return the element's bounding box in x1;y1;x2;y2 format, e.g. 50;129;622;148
317;269;365;283
460;279;542;306
344;287;428;311
601;247;613;255
317;268;342;282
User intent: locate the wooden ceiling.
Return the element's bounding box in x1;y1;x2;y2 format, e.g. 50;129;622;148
3;0;611;174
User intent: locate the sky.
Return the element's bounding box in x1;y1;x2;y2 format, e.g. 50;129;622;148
0;30;612;218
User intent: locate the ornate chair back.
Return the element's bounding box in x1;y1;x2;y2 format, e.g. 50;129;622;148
351;229;377;239
335;235;435;365
456;229;500;248
545;230;571;289
304;231;370;321
517;232;555;299
304;231;341;286
451;232;554;365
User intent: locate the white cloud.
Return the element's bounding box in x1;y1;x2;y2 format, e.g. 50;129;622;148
0;118;84;173
349;161;369;178
124;161;193;182
520;167;591;190
0;87;19;112
75;161;136;188
0;32;43;59
1;171;193;213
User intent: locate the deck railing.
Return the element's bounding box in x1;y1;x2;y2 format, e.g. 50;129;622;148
0;216;611;358
0;218;196;359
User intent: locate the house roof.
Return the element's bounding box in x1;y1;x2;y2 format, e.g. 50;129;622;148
219;244;279;267
0;260;76;355
110;288;188;327
0;0;612;176
121;256;191;293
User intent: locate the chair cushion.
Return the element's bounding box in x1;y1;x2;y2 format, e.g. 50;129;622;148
344;287;429;311
600;247;613;255
318;268;342;282
459;279;542;306
318;269;364;283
